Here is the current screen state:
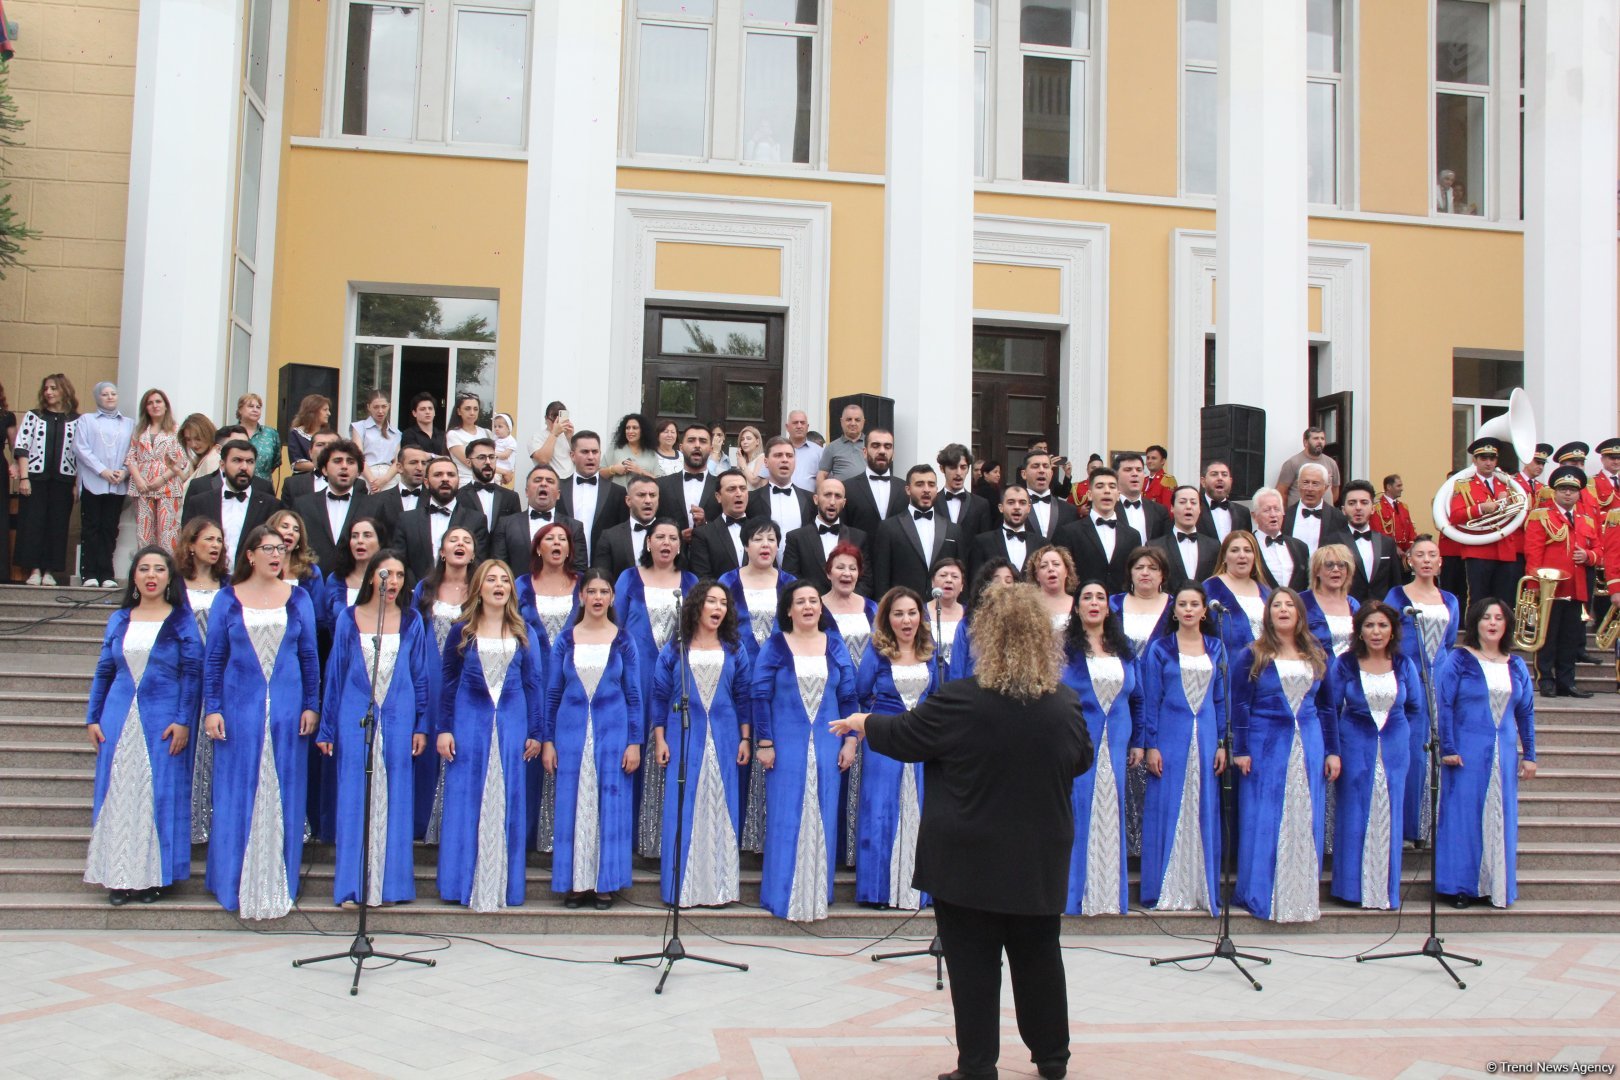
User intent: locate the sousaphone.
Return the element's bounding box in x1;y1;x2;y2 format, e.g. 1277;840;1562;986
1432;388;1537;546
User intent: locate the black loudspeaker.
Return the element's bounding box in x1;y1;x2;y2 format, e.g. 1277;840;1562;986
277;363;340;441
1201;404;1267;499
827;393;894;438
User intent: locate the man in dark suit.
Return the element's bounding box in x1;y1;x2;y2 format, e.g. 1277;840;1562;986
968;482;1041;582
180;439;281;568
1339;479;1403;602
655;423;721;533
370;443;433;529
1195;459;1254;542
455;437;522;537
1113;451;1170;542
688;469;753;579
782;476;870;594
1053;467;1141;594
1282;461;1348;556
873;465;965;598
1021;449;1079;540
841;426;908;539
397;457;490;579
292;439;382;572
1150;485;1220;592
555;429;627;564
747;436;815;538
492;463;586;573
278;430;340;503
1252;487;1311;591
937;442;995;540
592;474;662;584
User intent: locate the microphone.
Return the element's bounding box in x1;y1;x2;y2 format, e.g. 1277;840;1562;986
672;588;683;604
1207;599;1226;614
1404;605;1423;617
930;587;944;600
376;569;392;583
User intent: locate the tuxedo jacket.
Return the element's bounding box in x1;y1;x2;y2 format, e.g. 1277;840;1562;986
842;473;909;540
1256;532;1312;592
747;483;816;535
182;471;274;504
1149;530;1222;593
1053;516;1143;595
179;483;281;565
557;474;629;553
1119;497;1171;542
872;509;965;598
937;488;996;542
1283;501;1350;549
967;519;1045;582
591;518;654;585
1025;491;1080;539
492;508;587;574
279;471;322;504
369;485;427;536
1196;495;1254;540
292;489;384;572
781;520;871;595
455;481;522;537
1344;528;1404;604
395;501;491;580
654;471;721;530
687;515;752;580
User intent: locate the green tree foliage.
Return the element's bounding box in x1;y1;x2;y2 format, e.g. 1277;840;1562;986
0;62;41;278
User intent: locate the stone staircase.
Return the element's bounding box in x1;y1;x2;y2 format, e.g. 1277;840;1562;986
4;583;1619;936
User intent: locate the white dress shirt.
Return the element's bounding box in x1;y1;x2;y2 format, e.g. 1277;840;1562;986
1003;525;1029;570
397;486;422;514
768;484;804;534
1091;512;1119;560
474;484;496;531
868;472;896;520
1206;499;1233;541
792;441;821;491
1029;488;1057;535
680;472;708;527
816;518;842;561
571;476;601;552
526;506;555;545
724;517;745;564
912;506;936;559
1260;532;1295;587
1119;497;1147;539
940;487;969;525
630;517;654;563
1350;527;1375;577
324;490;353;546
219;486;250;563
1173;530;1200;580
1292;503;1325;553
426;498;455;553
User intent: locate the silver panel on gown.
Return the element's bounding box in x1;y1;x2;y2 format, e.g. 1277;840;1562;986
424;601;462;845
359;633;399;907
84;622;164;891
187;589;220;844
1156;653;1212;912
784;656;829;922
570;644;608;893
1270;658;1320;923
887;662;929;910
1081;655;1125;916
636;588;680;859
1359;669;1398;909
834;612;871;867
1479;661;1513;907
470;636;516;912
681;649;740;906
238;607;293;921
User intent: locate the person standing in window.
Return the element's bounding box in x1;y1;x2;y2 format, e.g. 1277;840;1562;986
285;394;331;476
445;393;490;486
235;393;281;484
14;373;80;586
125;389;188;553
74;382;134;588
350;390;402;494
399;392;447;459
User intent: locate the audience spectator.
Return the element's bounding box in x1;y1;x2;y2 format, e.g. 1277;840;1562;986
75;381;134;587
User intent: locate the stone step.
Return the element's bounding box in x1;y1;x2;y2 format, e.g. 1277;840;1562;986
0;768;94;798
1515;843;1620;871
1536;723;1620;749
1518;790;1620;817
1522;769;1620;793
0;671;98;695
0;740;94;770
0;692;91;719
1531;746;1620;770
0;716;94;744
1518;816;1620;843
0;797;90;832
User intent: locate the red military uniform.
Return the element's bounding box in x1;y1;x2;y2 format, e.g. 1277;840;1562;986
1524;505;1596;602
1511;473;1543;558
1604;508;1620;594
1143;470;1176;510
1370;495;1417;554
1589;471;1620;516
1068;478;1091;513
1447;472;1519;563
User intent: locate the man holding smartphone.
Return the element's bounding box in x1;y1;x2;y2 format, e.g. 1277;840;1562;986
529;400;575;480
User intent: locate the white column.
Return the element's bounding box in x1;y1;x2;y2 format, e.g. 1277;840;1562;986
117;0;240;421
1524;0;1619;444
882;0;975;467
1215;0;1308;478
516;2;624;446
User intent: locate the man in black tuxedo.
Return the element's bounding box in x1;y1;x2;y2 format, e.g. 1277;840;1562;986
841;426;908;539
181;439;281;568
1150;485;1220;592
1339;479;1403;602
782;476;870;594
873;465;965;598
1196;459;1253;542
455;437;522;537
1053;467;1141;594
968;482;1040;582
592;474;662;584
556;429;627;564
368;443;432;533
1252;487;1310;591
493;463;586;573
1282;462;1348;556
292;439;382;572
936;442;995;540
397;457;490;579
181;428;274;505
1114;451;1170;542
655;423;721;533
279;430;340;503
1021;449;1079;540
747;436;815;539
688;469;753;579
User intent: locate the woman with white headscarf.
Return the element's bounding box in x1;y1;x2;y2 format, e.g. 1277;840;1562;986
74;381;134;588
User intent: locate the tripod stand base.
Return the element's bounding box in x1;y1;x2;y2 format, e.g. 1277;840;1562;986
293;931;436;996
1357;935;1481;989
872;934;946;990
615;935;749;995
1151;935;1270;991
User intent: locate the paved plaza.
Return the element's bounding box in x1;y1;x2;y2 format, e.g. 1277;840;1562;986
2;923;1618;1078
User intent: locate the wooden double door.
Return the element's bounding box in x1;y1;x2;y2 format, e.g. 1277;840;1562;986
973;327;1062;481
641;307;784;443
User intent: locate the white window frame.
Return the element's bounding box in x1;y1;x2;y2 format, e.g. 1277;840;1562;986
981;0;1102;187
324;0;534;150
1430;0;1519;222
1306;0;1356;209
1178;0;1216;198
621;1;829;169
1450;349;1523;470
342;284;503;432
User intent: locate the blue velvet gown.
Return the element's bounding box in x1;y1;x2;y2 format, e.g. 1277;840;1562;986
945;620;975;680
1111;592;1172;858
203;586;321;918
84;607;203;891
753;632;860;921
1138;634;1226;914
723;568;791;853
1232;650;1335;922
545;627;641;896
1203;577;1270;658
409;580;467;841
650;639;752;906
435;626;546;911
1325;652;1421;909
1434;650;1536;906
514;573;575;853
1300;591;1360;657
1060;646;1143;916
318;606;433;905
829;596;878;868
614;566;696;860
1386;585;1459;842
852;646;933;908
187;587;223;845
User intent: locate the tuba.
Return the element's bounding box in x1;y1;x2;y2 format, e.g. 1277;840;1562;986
1512;567;1568;652
1433;389;1537;546
1597;603;1620;651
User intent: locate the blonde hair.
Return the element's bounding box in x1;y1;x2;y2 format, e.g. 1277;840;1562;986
968;583;1063;701
1024;544;1078;594
265;509;316;582
872;586;936;663
1247;587;1327;680
235;392;264;421
457;559;530;653
1310;543;1355;595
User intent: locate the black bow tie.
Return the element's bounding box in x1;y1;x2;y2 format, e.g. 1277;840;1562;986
1208;499;1229;511
576;475;597;486
1301;508;1322;519
223;489;247;503
869;473;890;483
684;473;706;484
1265;534;1287;547
942;490;966;501
913;509;933;521
1177;532;1198;543
817;523;840;536
633;520;652;532
475;482;498;493
723;516;743;528
771;485;795;496
529;509;552;522
1353;530;1371;541
1095;518;1116;529
1122;499;1142;510
327;492;351;502
401;487;422;498
428;504;452;517
1005;529;1026;541
1030;494;1052;504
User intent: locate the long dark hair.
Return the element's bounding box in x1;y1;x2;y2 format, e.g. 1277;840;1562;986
1460;596;1514;651
612;412;650;452
120;545;182;609
1170;582;1217;637
175;516;229;585
38;373;78;416
231;524;280;582
1248;586;1326;680
355;550;411;609
637;517;684;569
965;556;1017;613
571;567;618;626
680;579;740;647
1351;599;1404;659
776;578;828;632
873;586;935;662
1063;579;1134;659
332;516;389;580
529;521;578;580
416;526;478;617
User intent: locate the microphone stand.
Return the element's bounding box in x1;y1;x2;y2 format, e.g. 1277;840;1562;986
295;574;435;994
1357;608;1480;987
1150;602;1270;991
616;589;749;993
872;587;948;990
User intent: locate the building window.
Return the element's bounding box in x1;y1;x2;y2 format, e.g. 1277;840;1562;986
334;0;531;149
1434;0;1490;216
977;0;1099;186
228;0;275;408
1451;350;1522;471
975;0;992;178
1181;0;1218;196
626;0;821;166
1306;0;1343;205
348;292;500;431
